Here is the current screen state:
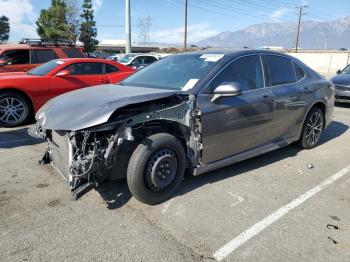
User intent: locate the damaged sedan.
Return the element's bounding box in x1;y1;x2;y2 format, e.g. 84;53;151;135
30;50;335;204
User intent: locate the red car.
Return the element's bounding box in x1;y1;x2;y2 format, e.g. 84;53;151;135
0;58;135;127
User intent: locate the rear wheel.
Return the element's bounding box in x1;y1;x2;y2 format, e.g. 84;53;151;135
0;91;31;127
127;133;186;205
297;107;324;149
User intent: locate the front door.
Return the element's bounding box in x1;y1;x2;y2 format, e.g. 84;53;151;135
198;55;275;164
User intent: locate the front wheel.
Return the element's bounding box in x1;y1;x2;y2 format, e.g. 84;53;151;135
0;91;31;127
127;133;186;205
297;107;324;149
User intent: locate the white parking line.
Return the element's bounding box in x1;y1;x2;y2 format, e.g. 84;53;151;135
161;199;175;214
213;164;350;261
0;138;36;145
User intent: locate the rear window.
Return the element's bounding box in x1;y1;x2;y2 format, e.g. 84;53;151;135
62;48;84;58
105;63;119;73
31;49;56;63
293;62;306;81
264;55;296;86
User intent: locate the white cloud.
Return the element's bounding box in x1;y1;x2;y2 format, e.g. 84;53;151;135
269;8;289;22
93;0;103;12
151;23;218;44
0;0;38;40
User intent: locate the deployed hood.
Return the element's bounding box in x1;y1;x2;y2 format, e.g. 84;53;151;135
36;84;178;131
331;74;350;86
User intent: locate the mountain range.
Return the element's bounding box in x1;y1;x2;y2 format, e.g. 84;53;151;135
197;16;350;49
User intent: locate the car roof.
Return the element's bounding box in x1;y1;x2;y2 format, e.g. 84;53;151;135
0;43;83;50
174;49;289;58
55;58;115;63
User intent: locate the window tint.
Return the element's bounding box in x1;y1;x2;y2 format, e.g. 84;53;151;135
32;49;56;63
105;63;119;73
28;60;64;76
1;50;29;64
144;56;157;64
65;62;104;75
264;55;296;86
131;57;143;65
210;55;264;92
293;62;305;81
62;48;85;58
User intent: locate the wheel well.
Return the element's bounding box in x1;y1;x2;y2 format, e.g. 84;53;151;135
312;102;326;128
131;120;190;150
0;88;34;114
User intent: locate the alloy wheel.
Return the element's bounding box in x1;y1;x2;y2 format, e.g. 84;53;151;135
0;97;26;125
305;111;323;146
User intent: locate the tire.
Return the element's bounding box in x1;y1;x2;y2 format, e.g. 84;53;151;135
297;107;324;149
127;133;186;205
0;91;31;127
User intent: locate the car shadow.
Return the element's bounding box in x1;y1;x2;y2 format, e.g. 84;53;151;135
0;127;44;149
96;120;348;209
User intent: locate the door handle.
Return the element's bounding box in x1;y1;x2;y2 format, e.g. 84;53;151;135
262;94;273;99
98;79;108;83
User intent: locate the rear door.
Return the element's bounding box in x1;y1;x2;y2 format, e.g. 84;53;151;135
30;49;57;69
198;54;275;164
262;55;309;141
49;62;110;98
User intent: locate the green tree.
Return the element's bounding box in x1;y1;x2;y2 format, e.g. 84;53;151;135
79;0;98;54
36;0;69;40
0;16;10;43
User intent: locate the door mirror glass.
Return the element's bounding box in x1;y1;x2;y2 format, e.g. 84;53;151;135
56;70;71;77
212;82;242;102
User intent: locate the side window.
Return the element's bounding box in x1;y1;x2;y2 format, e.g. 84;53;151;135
62;48;85;58
293;62;305;81
264;55;296;86
32;49;56;63
210;55;264;92
105;63;119;73
145;56;157;64
2;50;30;64
132;57;143;65
65;62;104;75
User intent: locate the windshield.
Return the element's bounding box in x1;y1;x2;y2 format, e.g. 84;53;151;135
119;54;137;64
121;54;222;90
28;60;66;76
342;65;350;74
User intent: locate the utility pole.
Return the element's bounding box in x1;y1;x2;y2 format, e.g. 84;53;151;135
295;5;308;53
184;0;188;51
125;0;131;54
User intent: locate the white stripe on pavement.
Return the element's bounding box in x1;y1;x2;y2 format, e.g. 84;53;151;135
213;164;350;261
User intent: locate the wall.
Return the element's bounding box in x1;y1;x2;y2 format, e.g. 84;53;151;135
287;51;350;78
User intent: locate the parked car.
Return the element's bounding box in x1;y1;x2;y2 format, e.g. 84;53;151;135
331;64;350;103
118;54;159;69
30;50;334;204
0;58;135;127
0;39;86;73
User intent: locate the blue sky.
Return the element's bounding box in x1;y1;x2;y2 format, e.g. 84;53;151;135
1;0;349;43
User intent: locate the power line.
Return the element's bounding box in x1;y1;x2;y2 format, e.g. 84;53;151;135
295;4;308;52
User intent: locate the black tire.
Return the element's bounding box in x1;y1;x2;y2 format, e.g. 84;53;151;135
297;107;324;149
0;91;31;127
127;133;186;205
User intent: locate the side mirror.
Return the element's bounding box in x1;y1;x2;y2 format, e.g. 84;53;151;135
55;70;71;77
211;82;242;102
336;70;342;74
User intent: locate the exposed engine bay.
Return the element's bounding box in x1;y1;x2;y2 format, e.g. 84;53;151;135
29;95;202;200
